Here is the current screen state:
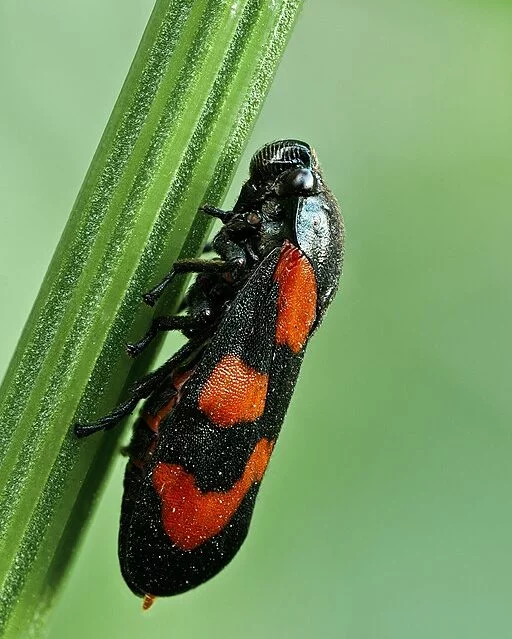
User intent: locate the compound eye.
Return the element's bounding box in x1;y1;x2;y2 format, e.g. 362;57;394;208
277;168;316;196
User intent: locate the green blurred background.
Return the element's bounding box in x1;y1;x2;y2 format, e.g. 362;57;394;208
1;1;512;637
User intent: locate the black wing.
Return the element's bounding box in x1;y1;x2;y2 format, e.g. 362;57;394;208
120;243;316;597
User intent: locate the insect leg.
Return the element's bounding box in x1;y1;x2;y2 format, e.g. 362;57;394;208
143;258;240;307
173;240;227;314
74;340;200;437
126;314;202;358
199;204;232;222
174;208;233;308
74;396;140;438
211;227;251;263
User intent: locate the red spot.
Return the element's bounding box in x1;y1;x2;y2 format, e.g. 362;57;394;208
199;355;268;427
152;438;275;551
273;242;317;353
142;594;156;611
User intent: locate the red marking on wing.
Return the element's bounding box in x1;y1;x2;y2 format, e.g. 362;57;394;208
273;241;317;353
152;438;275;551
199;355;268;427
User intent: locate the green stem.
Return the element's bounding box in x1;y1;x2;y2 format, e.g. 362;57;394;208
0;0;304;635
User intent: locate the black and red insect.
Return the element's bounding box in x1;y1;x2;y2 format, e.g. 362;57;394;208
75;139;344;607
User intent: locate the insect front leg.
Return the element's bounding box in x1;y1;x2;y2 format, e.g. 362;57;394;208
212;212;261;264
142;206;254;308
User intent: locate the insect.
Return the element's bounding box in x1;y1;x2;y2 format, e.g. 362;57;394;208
75;139;344;608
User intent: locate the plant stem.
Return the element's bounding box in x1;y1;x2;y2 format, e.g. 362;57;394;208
0;0;304;635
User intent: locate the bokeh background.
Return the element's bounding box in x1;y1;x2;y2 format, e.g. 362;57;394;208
1;1;512;637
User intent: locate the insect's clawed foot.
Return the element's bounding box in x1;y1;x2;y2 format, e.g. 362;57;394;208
142;292;158;307
126;340;147;358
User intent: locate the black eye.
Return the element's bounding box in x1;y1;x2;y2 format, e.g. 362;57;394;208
276;168;316;196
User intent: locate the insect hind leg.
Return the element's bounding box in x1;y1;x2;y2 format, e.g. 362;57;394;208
74;396;139;437
74;340;201;438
